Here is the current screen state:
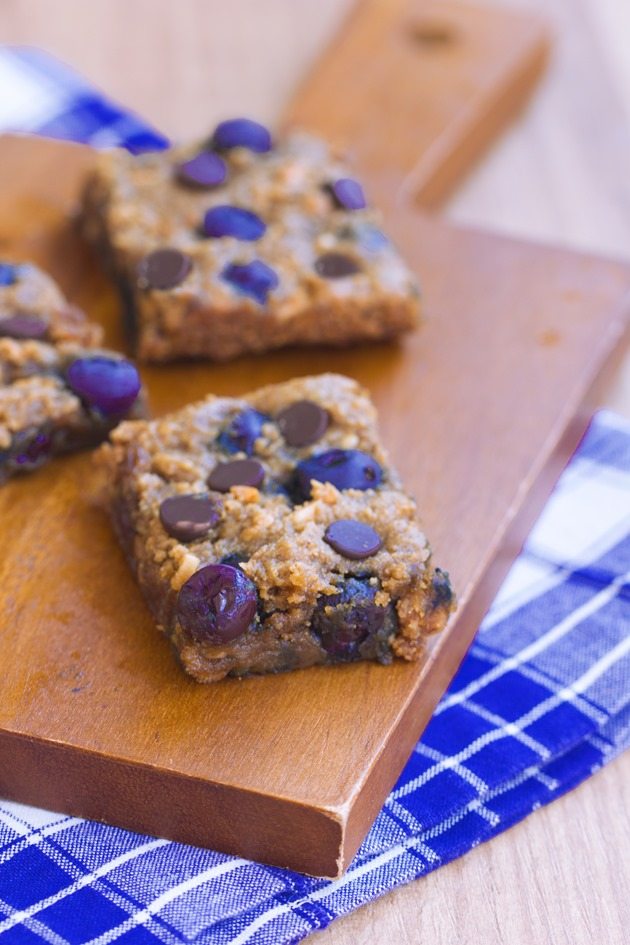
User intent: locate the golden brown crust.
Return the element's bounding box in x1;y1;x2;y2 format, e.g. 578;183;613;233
81;132;421;362
97;373;455;682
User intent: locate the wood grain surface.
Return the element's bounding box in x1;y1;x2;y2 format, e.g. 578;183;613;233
1;0;629;939
0;133;627;878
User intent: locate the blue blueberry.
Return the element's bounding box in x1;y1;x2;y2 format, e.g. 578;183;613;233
0;263;19;287
212;118;272;153
177;563;258;644
311;577;393;661
66;356;141;416
221;260;278;304
295;449;382;500
217;408;269;456
329;178;367;211
203;205;266;241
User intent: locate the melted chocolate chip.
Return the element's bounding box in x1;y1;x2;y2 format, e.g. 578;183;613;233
324;520;383;559
176;150;227;188
159;493;221;542
0;314;48;340
177;563;258;644
276;400;329;447
208;458;265;492
137;248;192;290
314;252;361;279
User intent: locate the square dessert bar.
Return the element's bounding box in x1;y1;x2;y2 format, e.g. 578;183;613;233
81;118;421;362
97;374;454;682
0;261;145;482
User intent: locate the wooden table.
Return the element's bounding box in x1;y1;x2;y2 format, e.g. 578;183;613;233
1;1;629;941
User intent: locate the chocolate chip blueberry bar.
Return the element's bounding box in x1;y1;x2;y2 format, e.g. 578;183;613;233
96;374;454;682
0;261;145;482
81;118;421;362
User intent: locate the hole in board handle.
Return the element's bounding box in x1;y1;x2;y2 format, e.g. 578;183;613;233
408;20;459;48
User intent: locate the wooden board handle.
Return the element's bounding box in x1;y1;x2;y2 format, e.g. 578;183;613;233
285;0;551;207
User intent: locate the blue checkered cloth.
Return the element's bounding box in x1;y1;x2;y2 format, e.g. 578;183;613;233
1;46;629;945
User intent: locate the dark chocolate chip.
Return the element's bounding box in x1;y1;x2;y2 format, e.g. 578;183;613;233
176;150;227;188
203;205;266;241
324;520;383;559
221;260;278;304
177;563;258;644
208;458;265;492
328;178;367;211
137;248;192;290
217;408;269;456
311;577;392;661
212;118;272;153
66;356;141;416
276;400;329;447
295;449;382;500
0;263;19;287
159;493;221;542
0;314;48;340
314;252;361;279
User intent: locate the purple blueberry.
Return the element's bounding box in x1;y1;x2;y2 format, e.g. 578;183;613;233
66;356;141;416
203;205;266;241
295;449;382;500
217;408;269;456
212;118;272;153
177;563;258;644
311;578;393;661
328;178;367;211
176;150;227;188
0;263;19;287
10;429;52;471
221;260;278;304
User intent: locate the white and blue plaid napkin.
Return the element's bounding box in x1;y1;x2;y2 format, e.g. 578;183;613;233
1;46;629;945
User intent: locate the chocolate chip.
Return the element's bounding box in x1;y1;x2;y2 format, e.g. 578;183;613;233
328;178;367;211
315;252;361;279
212;118;272;153
137;248;192;290
208;458;265;492
324;520;383;559
277;400;329;447
203;205;266;241
176;150;227;188
0;314;48;340
159;493;221;542
221;260;278;304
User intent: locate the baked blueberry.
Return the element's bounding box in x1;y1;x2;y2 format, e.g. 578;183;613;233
217;408;268;456
212;118;272;153
221;260;278;304
295;449;382;500
177;563;258;644
311;578;394;661
66;356;141;416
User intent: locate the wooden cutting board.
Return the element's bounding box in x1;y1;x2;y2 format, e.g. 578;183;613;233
285;0;550;206
0;135;627;878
